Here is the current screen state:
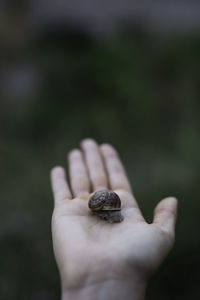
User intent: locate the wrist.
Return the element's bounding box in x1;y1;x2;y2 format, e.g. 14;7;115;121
61;276;147;300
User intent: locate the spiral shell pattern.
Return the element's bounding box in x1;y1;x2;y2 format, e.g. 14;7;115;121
88;190;121;211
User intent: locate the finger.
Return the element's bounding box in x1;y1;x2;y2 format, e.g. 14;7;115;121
153;197;178;237
50;166;72;205
68;149;90;197
81;138;108;191
100;144;132;192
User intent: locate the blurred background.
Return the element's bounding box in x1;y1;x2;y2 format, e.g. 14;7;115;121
0;0;200;299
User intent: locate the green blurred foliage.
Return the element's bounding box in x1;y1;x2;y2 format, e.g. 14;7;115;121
0;28;200;299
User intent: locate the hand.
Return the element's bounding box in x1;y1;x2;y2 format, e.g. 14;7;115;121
50;139;178;300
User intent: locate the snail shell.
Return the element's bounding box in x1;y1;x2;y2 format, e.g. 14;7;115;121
88;189;121;211
88;190;123;223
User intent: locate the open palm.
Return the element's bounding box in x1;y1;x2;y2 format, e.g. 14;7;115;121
51;139;177;291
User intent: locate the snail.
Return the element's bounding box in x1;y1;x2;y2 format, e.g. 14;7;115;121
88;189;124;223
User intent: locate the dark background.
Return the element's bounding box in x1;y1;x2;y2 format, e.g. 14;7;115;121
0;1;200;299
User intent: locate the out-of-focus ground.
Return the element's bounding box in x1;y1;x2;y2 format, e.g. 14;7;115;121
0;1;200;300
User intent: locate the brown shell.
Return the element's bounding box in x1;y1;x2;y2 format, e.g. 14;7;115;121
88;190;121;211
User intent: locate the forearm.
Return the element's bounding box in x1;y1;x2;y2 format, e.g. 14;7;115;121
62;278;146;300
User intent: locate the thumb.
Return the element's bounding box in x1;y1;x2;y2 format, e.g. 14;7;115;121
153;197;178;238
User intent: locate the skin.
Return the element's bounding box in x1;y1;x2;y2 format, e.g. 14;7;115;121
50;138;178;300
